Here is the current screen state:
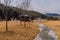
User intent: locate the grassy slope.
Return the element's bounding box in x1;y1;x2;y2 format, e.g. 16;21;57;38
40;20;60;40
0;21;39;40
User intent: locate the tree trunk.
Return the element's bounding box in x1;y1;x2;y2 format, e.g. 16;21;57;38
5;5;8;32
5;16;8;32
24;21;26;28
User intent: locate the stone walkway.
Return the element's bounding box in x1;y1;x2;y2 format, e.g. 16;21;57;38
34;23;58;40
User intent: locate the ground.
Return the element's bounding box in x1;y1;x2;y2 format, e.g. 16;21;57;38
0;21;39;40
0;20;60;40
40;20;60;40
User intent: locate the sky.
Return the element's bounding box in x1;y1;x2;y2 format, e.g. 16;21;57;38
31;0;60;14
1;0;60;14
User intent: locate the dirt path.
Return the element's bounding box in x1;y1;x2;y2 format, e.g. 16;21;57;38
34;23;58;40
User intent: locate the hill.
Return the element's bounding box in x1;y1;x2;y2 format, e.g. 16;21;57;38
44;13;60;20
45;13;60;16
0;3;43;20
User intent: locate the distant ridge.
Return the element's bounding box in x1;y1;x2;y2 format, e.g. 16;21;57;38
45;13;60;16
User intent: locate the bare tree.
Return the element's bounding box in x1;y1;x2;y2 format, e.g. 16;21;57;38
17;0;32;28
23;0;32;28
3;0;12;32
3;0;18;32
0;0;18;32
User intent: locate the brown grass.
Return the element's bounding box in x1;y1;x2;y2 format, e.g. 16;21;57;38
40;20;60;40
0;21;39;40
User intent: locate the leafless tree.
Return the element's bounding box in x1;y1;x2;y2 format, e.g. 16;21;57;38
3;0;12;32
0;0;16;32
4;0;18;32
23;0;32;28
0;0;18;32
17;0;32;28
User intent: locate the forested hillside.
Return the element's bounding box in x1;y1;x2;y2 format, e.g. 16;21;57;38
0;3;44;20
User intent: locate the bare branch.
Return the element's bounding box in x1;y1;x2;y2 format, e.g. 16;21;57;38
17;0;32;10
8;0;12;5
4;0;12;6
22;0;32;10
7;7;17;18
0;8;6;18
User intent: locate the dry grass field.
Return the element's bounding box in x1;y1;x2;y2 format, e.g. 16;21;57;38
0;20;60;40
40;20;60;40
0;21;39;40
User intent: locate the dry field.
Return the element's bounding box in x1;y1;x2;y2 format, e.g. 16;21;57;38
0;20;60;40
0;21;39;40
40;20;60;40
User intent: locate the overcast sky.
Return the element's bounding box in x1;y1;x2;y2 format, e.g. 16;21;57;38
31;0;60;14
1;0;60;14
